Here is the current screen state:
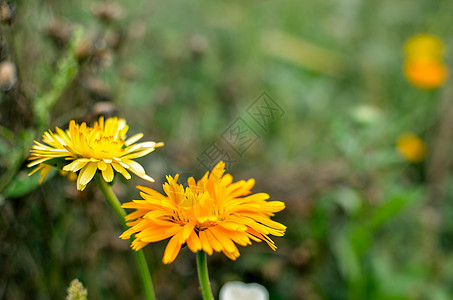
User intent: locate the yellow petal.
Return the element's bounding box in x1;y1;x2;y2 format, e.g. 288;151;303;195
222;249;240;260
162;233;183;264
39;165;53;184
63;159;89;172
137;226;179;242
102;163;114;182
77;162;97;190
123;159;154;182
28;164;44;176
250;214;287;231
199;231;213;255
186;231;202;253
209;226;238;254
131;239;148;251
181;222;195;242
97;160;107;171
112;162;131;180
204;229;223;252
125;133;143;146
27;157;51;168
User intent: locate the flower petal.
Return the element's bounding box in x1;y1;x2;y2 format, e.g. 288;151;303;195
77;162;97;190
102;163;114;182
97;160;107;171
123;159;154;182
186;231;203;253
39;165;53;184
125;133;143;146
112;162;131;180
63;159;89;172
162;232;183;264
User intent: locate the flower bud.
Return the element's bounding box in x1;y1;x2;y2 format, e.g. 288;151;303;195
0;2;15;25
83;77;111;101
46;21;72;49
74;39;94;62
106;29;126;50
91;2;123;23
87;101;118;122
190;34;209;59
0;61;17;91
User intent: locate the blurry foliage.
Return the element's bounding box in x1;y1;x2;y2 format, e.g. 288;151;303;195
1;0;453;299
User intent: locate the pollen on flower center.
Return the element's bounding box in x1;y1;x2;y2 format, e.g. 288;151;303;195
195;216;221;231
69;127;128;161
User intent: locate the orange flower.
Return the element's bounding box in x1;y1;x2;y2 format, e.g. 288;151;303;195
404;58;448;90
120;162;286;264
403;34;448;90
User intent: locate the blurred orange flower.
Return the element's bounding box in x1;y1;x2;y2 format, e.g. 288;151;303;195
404;58;448;90
396;133;427;163
403;34;448;90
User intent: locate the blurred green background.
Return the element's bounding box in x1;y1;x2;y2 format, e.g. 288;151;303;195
2;0;453;299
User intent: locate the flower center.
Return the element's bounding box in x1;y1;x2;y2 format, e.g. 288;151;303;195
71;127;126;160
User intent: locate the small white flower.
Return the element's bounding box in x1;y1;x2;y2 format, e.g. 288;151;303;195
351;104;382;125
219;281;269;300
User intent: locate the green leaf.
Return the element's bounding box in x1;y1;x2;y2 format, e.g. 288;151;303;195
3;169;56;198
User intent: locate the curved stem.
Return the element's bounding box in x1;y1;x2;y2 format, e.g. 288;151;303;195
196;251;214;300
95;175;156;300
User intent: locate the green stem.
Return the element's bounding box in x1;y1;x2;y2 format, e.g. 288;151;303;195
95;175;156;300
196;251;214;300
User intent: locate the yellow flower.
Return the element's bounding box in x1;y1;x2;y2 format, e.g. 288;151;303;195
396;133;427;163
404;57;448;90
404;34;445;60
120;161;286;264
28;116;163;190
